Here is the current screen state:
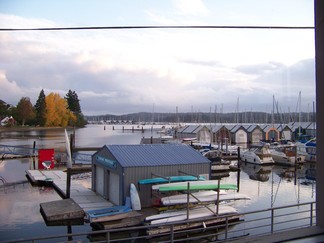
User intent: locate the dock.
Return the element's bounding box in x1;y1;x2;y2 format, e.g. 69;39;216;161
26;169;114;221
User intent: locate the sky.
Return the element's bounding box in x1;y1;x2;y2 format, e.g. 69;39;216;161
0;0;315;116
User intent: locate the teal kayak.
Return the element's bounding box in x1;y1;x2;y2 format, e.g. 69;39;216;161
138;175;205;185
158;182;238;192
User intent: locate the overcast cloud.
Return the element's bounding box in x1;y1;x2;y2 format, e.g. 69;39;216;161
0;0;315;115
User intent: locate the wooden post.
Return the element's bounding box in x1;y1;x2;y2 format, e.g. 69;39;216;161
66;167;71;199
216;179;220;215
187;182;190;220
33;141;36;156
237;147;241;169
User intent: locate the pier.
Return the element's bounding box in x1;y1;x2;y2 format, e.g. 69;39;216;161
26;169;113;221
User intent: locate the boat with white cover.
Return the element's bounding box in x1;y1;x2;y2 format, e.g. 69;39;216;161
240;143;274;165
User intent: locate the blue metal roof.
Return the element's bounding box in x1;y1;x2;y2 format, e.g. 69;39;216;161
106;144;211;167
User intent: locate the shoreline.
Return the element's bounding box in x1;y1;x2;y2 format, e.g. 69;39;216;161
0;126;72;132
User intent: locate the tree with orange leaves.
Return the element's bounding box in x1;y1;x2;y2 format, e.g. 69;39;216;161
45;92;76;127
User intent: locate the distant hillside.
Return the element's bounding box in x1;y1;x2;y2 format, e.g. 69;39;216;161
85;111;315;124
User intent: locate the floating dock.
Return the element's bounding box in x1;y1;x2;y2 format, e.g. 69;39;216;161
26;169;114;221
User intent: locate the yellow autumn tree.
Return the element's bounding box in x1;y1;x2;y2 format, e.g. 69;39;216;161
44;93;76;127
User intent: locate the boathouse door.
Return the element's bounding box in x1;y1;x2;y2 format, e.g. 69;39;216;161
108;172;120;205
95;166;105;196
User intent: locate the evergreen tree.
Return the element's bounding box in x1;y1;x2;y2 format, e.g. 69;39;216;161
65;90;81;114
65;90;87;127
34;89;46;126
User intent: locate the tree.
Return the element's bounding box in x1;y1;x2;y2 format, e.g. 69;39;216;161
0;99;10;118
45;93;76;127
65;90;87;127
34;89;46;126
65;90;81;114
16;97;35;126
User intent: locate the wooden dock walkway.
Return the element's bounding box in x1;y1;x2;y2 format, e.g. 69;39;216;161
26;170;114;212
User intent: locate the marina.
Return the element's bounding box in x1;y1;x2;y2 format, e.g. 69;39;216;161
0;124;317;242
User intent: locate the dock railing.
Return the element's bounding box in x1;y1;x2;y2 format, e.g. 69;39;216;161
5;201;316;243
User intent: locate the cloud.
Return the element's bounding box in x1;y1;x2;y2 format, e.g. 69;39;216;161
0;13;316;115
173;0;209;16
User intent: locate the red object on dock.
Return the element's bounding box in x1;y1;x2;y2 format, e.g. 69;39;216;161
38;149;55;169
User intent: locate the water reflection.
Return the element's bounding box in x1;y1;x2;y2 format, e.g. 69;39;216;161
0;125;317;242
240;162;274;182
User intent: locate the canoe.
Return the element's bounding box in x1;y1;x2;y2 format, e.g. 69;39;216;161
161;190;227;201
85;205;132;223
138;175;205;185
152;180;238;192
161;192;250;206
130;183;141;210
145;204;234;221
148;205;237;225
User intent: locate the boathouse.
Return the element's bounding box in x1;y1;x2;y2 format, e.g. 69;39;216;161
245;124;264;145
176;125;201;139
196;125;212;144
229;125;248;145
91;144;211;208
210;125;231;145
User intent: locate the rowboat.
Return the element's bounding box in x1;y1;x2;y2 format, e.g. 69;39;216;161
85;205;133;223
161;192;250;206
138;175;205;185
147;204;237;225
152;180;238;192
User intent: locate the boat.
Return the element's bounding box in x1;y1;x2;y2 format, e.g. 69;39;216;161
295;137;316;162
138;175;205;185
130;183;141;210
211;158;231;171
146;204;237;225
160;191;250;206
240;143;274;165
85;205;133;223
152;180;238;192
305;146;316;162
270;144;302;166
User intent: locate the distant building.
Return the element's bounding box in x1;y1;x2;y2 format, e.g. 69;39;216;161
0;116;16;126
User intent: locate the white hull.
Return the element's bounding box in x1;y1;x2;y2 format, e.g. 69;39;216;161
161;192;250;206
240;144;274;165
148;205;237;225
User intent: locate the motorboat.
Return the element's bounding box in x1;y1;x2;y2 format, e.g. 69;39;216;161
270;144;302;166
240;143;274;165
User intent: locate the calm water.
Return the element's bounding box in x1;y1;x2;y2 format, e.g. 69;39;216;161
0;125;316;242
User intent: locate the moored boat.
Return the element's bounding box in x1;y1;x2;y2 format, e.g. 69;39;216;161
270;144;302;166
146;204;237;225
85;205;133;223
160;191;250;206
240;143;274;165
